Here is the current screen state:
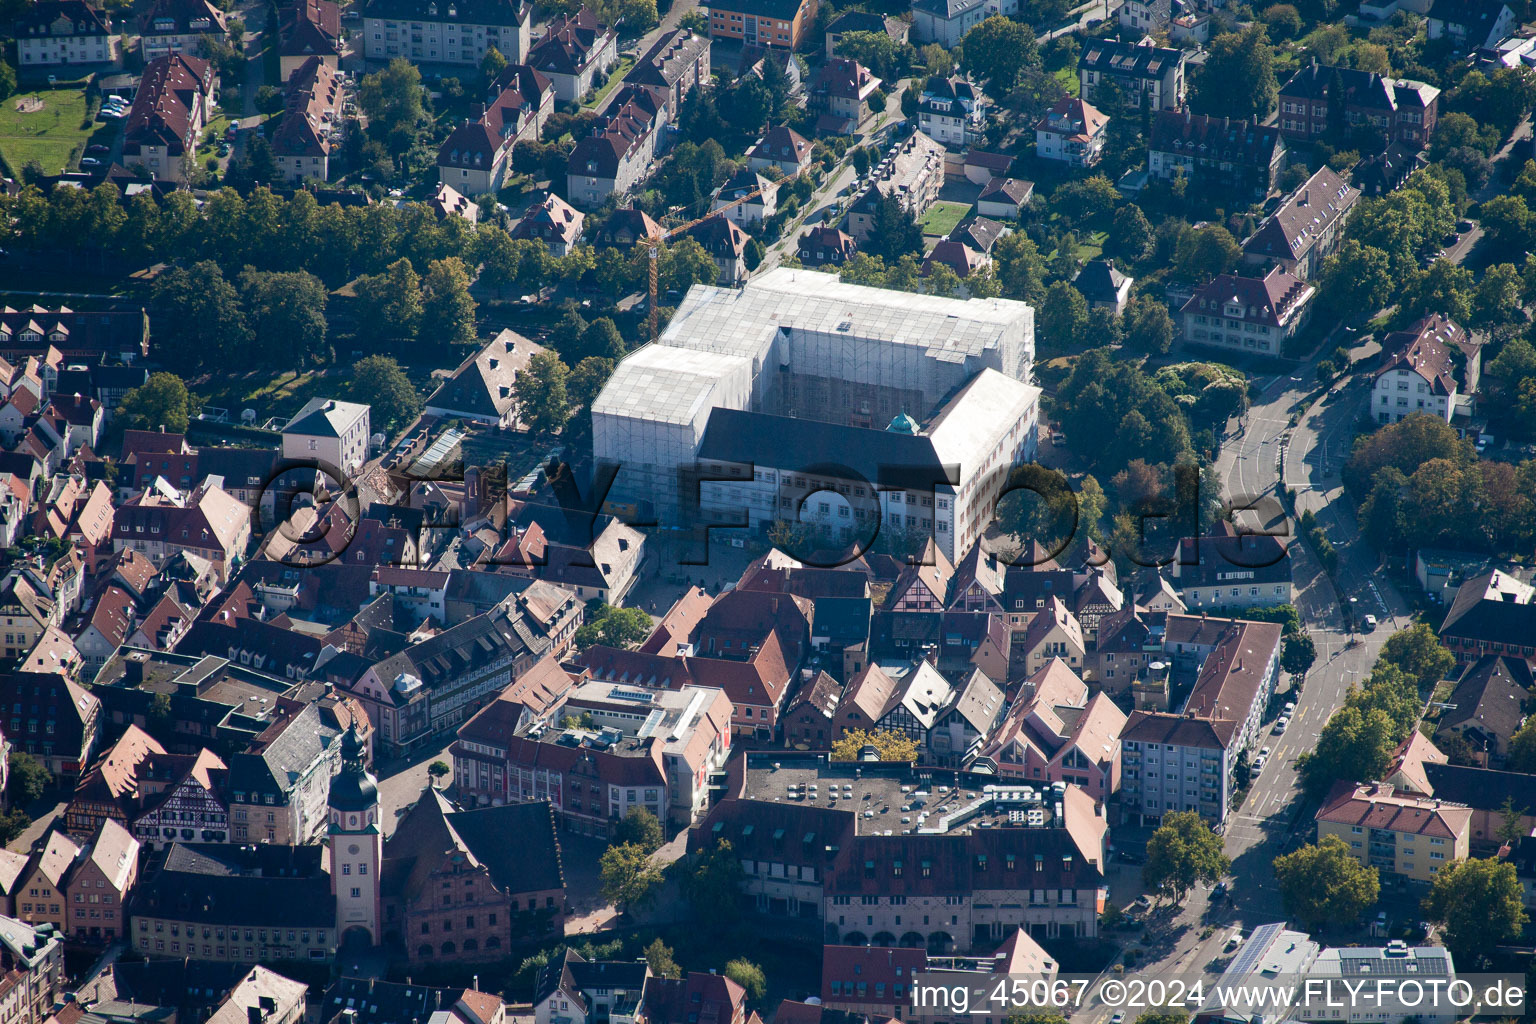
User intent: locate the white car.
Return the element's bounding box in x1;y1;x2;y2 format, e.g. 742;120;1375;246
1260;746;1271;759
1253;756;1267;773
1274;717;1289;734
1283;702;1296;716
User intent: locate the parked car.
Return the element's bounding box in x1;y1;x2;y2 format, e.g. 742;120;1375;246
1457;218;1474;231
1225;929;1243;951
1274;717;1289;734
217;143;230;157
1283;701;1295;716
86;144;109;154
79;156;101;167
1211;882;1229;900
1363;614;1378;631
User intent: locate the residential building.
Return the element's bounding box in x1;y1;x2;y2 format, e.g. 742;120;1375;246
1353;140;1423;197
689;753;1109;951
139;0;226;61
922;240;988;281
226;699;346;845
527;6;617;104
625;27;710;113
590;207;662;249
821;930;1057;1020
1299;943;1459;1024
1034;97;1108;168
978;660;1126;800
807;57;881;135
0;307;148;366
706;0;817;50
277;0;340;79
534;951;651;1024
1315;780;1471;882
1242;165;1359;279
425;331;543;429
131;748;231;849
1170;521;1293;610
0;915;63;1024
438;64;552;196
682;215;751;286
513;192;585;257
1181;266;1316;356
1433;655;1528;764
64;724;164;837
455;679;733;833
1277;61;1440;149
1117;0;1177;33
13;1;118;69
976;177;1032;219
1148;110;1287;195
0;570;59;666
206;968;307;1024
282;398;370;475
1438;570;1536;669
747;126;814;178
361;0;531;66
121;53;217;184
110;479;250;582
1078;38;1186;111
645;974;750;1024
15;819;138;942
1073;260;1131;314
348;585;581;756
0;670;98;779
796;226;857;267
1427;0;1515;52
712;169;776;227
1371;314;1473;425
566;84;668;207
383;790;565;961
832;661;954;748
1011;597;1086;679
910;0;988;48
271;57;344;183
129;843;335;961
916;76;985;148
1120;615;1284;823
845;131;945;242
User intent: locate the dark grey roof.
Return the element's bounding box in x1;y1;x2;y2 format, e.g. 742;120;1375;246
1073;260;1129;302
133;843;334;928
321;978;465;1024
1436;655;1531;739
446;801;565;892
1424;761;1536;811
1440;571;1536;647
361;0;528;24
226;702;339;800
697;408;954;491
1078;38;1184;80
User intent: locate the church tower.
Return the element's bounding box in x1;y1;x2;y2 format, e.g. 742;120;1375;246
328;724;382;947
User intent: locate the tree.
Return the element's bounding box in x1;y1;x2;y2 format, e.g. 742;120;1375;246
613;807;664;854
997;464;1078;549
1112;204;1155;261
1193;26;1277;120
1299;704;1396;798
724;960;766;1002
421;256;477;349
350;355;420;434
836;30;903;82
1143;810;1230;903
240;268;330;366
7;751;51;804
568;356;615;415
578;317;625;362
1174;224;1242;282
1273;835;1380;930
865;190;924;263
1038;280;1089;351
644;938;680;979
118;372;194;433
1477;195;1533;257
1491;335;1536;384
1282;630;1317;676
1473;262;1525;337
1506;717;1536;772
830;729;919;762
516;351;573;436
353;258;423;355
428;760;450;786
0;809;29;848
255;84;285;114
599;842;663;916
1319;240;1392;320
1124;295;1175;354
1378;623;1456;691
0;59;15;103
1422;857;1527;964
1401;259;1474;324
1261;3;1302;38
993;232;1047;302
480;45;507;80
1497;796;1529;847
150;260;249;370
358;58;426;147
686;838;745;926
959;16;1038;92
618;0;659;33
575;603;653;649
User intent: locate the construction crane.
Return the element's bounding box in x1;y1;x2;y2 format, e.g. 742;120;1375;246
639;173;799;342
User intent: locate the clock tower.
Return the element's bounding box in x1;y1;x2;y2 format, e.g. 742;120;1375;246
328;724;382;947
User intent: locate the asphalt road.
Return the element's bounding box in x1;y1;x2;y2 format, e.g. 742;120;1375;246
1076;347;1409;1021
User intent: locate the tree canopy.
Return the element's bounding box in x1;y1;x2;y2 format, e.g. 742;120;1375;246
1144;811;1230;902
1273;835;1380;930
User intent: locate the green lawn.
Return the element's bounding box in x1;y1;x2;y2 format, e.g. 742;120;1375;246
0;89;96;175
584;55;637;109
1053;67;1080;97
920;200;972;237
